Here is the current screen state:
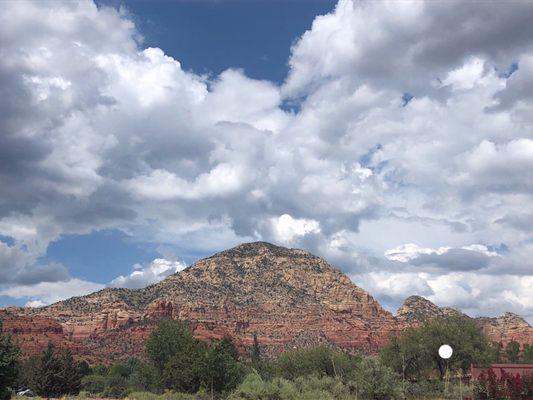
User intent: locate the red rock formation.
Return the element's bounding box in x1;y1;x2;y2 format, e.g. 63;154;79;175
396;295;533;348
1;243;531;364
476;312;533;347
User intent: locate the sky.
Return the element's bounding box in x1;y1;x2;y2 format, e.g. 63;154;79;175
0;0;532;322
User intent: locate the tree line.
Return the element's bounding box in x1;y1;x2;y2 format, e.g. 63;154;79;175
1;316;532;399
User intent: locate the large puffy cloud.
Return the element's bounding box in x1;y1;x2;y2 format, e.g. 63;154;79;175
284;0;533;97
109;258;187;289
0;0;532;320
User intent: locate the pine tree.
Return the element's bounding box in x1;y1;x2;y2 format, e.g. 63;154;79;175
59;349;82;394
32;343;83;397
0;320;20;400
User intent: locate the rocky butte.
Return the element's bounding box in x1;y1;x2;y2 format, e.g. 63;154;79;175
397;295;533;347
0;242;531;364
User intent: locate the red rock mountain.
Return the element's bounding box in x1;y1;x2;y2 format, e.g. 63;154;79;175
0;243;531;363
0;242;399;363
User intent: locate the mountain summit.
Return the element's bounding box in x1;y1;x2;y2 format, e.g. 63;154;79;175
0;242;398;363
0;242;530;363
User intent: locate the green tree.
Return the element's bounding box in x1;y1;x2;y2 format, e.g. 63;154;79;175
381;316;490;380
0;320;20;400
32;342;64;397
505;341;520;363
486;342;503;363
145;320;205;393
381;331;426;381
202;336;244;395
58;349;83;394
522;343;533;363
31;342;85;397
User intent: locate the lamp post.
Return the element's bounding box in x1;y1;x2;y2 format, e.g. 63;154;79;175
439;345;453;396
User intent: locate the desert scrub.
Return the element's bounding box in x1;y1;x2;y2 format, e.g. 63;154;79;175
126;391;210;400
228;373;358;400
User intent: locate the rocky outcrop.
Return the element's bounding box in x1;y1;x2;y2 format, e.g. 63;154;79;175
396;296;532;347
476;312;533;347
396;295;466;322
0;308;69;356
1;242;531;364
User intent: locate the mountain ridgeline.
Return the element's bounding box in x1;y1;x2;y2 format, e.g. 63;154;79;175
0;242;531;364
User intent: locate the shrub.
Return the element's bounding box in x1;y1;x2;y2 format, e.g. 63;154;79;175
274;345;360;381
353;357;400;400
127;391;210;400
81;374;107;394
229;372;362;400
228;372;300;400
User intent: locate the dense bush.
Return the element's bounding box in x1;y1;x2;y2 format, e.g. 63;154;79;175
228;372;354;400
127;391;211;400
82;358;157;397
273;345;360;381
353;358;400;400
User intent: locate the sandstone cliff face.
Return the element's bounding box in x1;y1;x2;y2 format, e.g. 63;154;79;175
396;296;532;347
476;312;533;347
